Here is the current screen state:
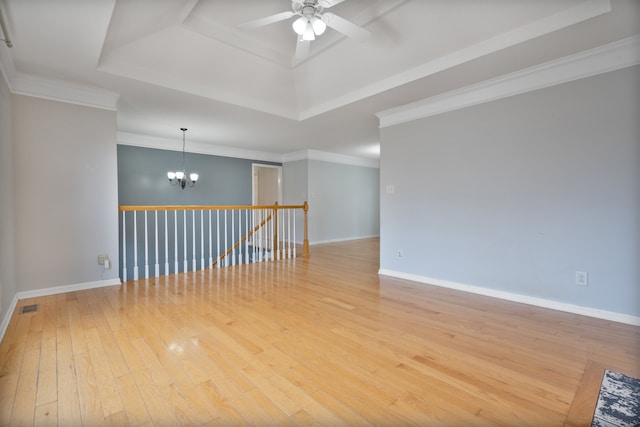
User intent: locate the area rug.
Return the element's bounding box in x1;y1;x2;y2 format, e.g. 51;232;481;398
591;370;640;427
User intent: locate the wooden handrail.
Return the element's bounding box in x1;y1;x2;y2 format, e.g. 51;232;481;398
119;204;306;211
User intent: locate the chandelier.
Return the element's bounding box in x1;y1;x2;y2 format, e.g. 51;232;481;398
167;128;198;189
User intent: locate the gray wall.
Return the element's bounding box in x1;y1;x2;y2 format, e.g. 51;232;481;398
0;69;15;320
283;159;380;244
283;159;309;243
12;95;120;292
380;65;640;316
283;159;309;205
309;160;380;243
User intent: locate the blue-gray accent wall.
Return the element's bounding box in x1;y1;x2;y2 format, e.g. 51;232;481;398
118;145;280;206
117;144;281;278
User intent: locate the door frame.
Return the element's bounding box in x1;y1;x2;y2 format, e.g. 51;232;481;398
252;164;283;206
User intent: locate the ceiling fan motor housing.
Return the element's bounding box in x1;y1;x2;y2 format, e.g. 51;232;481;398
293;0;324;17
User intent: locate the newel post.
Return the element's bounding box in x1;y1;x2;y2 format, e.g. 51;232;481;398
303;201;310;258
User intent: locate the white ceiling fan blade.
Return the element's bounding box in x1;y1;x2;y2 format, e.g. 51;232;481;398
321;13;370;41
295;37;310;60
319;0;348;8
238;11;295;30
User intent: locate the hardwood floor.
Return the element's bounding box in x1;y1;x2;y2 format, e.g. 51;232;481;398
1;238;638;426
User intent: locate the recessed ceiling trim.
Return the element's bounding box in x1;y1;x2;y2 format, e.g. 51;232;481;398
98;57;299;120
376;35;640;128
299;0;612;120
185;14;292;67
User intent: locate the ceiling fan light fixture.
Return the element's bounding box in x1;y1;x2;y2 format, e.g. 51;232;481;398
311;16;326;35
292;16;307;35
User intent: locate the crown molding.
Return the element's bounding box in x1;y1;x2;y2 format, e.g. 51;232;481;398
119;133;380;168
117;131;283;163
9;73;120;111
0;15;118;111
282;149;380;168
377;35;640;128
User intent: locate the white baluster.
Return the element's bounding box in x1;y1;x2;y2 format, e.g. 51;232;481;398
252;209;257;262
231;209;236;266
257;209;262;262
279;209;283;260
287;209;292;259
122;211;127;281
293;209;297;258
183;210;188;273
216;210;221;268
208;210;212;268
271;209;276;262
265;208;270;261
192;210;196;272
263;208;267;262
144;211;149;278
224;210;228;267
154;210;159;277
268;209;273;262
274;209;278;262
277;209;281;261
174;210;179;274
133;211;138;280
200;210;205;271
164;210;169;276
245;208;249;264
237;210;242;265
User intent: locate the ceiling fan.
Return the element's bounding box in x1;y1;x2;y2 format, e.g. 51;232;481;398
238;0;371;59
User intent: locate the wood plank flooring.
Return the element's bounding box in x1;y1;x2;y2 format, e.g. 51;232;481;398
1;238;639;426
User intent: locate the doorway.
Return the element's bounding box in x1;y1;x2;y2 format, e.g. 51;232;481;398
252;164;282;206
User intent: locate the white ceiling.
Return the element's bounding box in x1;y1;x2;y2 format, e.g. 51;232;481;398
0;0;638;163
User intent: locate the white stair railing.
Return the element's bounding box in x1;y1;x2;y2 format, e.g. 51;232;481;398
118;203;309;282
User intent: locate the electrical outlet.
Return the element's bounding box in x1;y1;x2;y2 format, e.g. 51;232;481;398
98;254;109;266
397;250;403;259
575;271;588;286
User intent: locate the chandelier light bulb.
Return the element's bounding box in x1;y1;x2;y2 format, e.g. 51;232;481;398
190;173;199;183
175;171;185;180
167;171;176;180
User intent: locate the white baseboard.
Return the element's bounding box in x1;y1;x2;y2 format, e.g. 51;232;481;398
310;235;380;246
0;278;121;343
378;269;640;326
